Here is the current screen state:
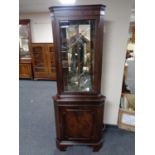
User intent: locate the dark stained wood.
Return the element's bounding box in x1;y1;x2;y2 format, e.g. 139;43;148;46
53;96;105;151
49;5;106;151
50;5;105;95
31;43;56;80
19;19;30;25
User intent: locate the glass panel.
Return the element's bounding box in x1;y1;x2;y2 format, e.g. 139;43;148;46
19;24;30;58
60;20;95;92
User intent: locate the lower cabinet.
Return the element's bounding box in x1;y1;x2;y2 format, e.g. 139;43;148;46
19;58;33;79
53;96;105;151
60;107;102;141
31;43;56;80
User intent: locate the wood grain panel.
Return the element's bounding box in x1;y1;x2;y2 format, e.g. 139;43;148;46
31;43;56;80
19;63;32;79
63;109;94;140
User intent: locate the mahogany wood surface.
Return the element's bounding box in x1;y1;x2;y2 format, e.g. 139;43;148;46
49;5;106;151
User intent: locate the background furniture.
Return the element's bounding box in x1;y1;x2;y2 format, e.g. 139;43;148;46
19;19;33;79
31;43;56;80
19;58;33;79
49;5;106;151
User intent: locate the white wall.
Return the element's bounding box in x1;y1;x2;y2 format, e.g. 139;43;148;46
102;0;134;124
20;13;53;43
19;0;134;125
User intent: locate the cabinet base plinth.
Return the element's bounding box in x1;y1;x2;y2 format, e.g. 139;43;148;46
56;139;103;152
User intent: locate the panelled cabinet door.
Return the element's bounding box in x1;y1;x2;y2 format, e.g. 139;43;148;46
19;63;32;79
61;107;95;140
32;43;57;80
48;45;56;80
57;105;103;141
32;44;49;79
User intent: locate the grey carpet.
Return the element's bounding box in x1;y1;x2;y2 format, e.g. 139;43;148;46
19;80;135;155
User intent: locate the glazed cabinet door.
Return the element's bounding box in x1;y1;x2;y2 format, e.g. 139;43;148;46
19;19;33;79
58;20;96;93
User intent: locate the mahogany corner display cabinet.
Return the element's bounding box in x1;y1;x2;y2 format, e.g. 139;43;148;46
49;5;106;151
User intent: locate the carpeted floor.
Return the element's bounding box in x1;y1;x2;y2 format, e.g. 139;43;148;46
19;80;135;155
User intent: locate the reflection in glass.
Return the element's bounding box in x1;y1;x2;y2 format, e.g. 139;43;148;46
19;25;30;58
60;20;95;92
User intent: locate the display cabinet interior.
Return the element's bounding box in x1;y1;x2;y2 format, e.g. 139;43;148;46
60;20;95;92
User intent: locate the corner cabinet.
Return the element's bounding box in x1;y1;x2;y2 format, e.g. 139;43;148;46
49;5;106;151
